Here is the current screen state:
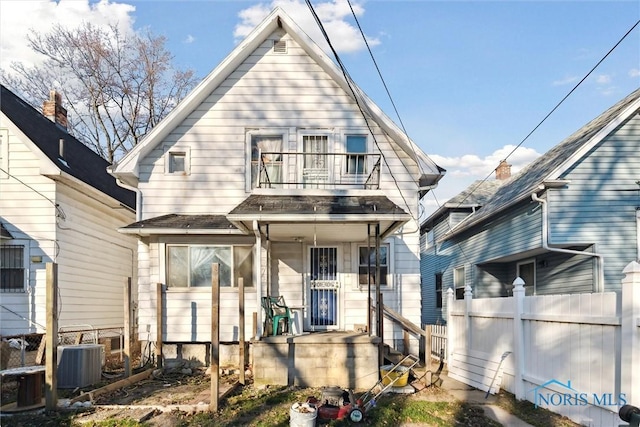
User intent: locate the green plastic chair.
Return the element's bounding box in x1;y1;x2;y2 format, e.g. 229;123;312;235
262;296;291;336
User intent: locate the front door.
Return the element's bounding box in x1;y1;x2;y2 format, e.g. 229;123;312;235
308;246;339;329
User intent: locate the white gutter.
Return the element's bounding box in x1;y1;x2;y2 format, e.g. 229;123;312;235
531;192;604;292
253;220;263;339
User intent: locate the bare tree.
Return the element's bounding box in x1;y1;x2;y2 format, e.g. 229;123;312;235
2;23;198;162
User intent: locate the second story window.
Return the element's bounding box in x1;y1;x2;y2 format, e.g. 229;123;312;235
164;146;190;176
345;135;366;174
251;135;283;188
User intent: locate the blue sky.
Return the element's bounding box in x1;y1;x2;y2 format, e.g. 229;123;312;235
1;1;639;217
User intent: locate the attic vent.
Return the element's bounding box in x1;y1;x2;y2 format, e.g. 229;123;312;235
273;39;287;54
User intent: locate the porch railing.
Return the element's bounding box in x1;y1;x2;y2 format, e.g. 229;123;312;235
254;152;381;190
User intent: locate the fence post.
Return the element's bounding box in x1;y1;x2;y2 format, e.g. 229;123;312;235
512;277;525;400
464;285;472;351
446;288;454;364
621;261;640;407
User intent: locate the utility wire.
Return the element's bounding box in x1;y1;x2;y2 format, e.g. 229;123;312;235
305;0;418;221
436;17;640;215
424;17;640;283
346;0;424;175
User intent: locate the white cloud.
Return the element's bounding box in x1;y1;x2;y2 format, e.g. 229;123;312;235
421;145;540;217
184;34;196;44
552;75;579;86
235;0;379;54
595;74;611;84
0;0;135;71
629;69;640;78
429;145;540;179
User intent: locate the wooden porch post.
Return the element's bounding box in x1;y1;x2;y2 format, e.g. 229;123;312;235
210;263;220;412
238;277;246;385
367;224;372;335
376;223;383;364
45;262;58;410
124;277;132;378
156;283;163;369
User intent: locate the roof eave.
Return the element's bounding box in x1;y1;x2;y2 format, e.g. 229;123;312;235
118;227;246;236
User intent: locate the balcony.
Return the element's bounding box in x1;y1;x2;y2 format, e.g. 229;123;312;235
253;152;381;190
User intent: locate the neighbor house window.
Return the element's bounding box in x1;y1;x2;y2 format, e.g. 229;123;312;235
345;135;366;175
251;134;283;188
1;245;25;292
454;266;465;299
358;245;389;286
167;245;253;288
517;260;535;296
164;146;190;175
435;272;443;308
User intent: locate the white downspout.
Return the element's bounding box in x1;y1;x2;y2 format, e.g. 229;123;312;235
114;178;142;222
531;192;604;292
253;220;263;339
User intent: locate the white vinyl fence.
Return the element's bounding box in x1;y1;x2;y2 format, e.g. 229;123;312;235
446;260;640;427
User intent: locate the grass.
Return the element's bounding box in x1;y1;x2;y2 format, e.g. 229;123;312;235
0;380;583;426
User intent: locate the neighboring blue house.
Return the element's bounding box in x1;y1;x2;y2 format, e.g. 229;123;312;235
420;164;508;324
421;88;640;310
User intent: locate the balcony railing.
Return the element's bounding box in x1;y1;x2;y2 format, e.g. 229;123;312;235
253;152;381;190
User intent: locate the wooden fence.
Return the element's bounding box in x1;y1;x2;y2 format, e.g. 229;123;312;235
446;260;640;426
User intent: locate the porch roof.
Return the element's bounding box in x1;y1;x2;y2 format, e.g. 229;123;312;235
227;195;411;242
118;214;243;236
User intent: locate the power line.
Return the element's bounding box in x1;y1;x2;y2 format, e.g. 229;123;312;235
434;17;640;215
304;0;418;221
346;0;424;176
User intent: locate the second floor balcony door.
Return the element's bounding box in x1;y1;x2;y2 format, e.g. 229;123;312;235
303;135;329;188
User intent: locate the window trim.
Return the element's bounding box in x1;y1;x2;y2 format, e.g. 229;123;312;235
516;259;536;296
164;146;191;176
1;240;28;293
356;242;393;289
165;243;254;290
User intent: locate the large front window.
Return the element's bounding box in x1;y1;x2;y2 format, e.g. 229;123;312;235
167;245;253;288
358;245;389;286
1;245;25;292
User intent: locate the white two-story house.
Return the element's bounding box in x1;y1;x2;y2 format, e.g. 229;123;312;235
109;8;443;382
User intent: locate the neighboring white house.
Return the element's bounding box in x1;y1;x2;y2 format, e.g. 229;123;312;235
109;8;443;361
0;85;137;337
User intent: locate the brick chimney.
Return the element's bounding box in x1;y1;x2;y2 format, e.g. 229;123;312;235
495;160;511;180
42;90;68;129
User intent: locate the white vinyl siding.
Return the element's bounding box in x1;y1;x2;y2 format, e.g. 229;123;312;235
136;29;418;220
0;122;136;335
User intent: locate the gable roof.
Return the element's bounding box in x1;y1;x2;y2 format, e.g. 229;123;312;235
443;87;640;240
111;7;444;188
421;179;505;232
0;85;135;209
